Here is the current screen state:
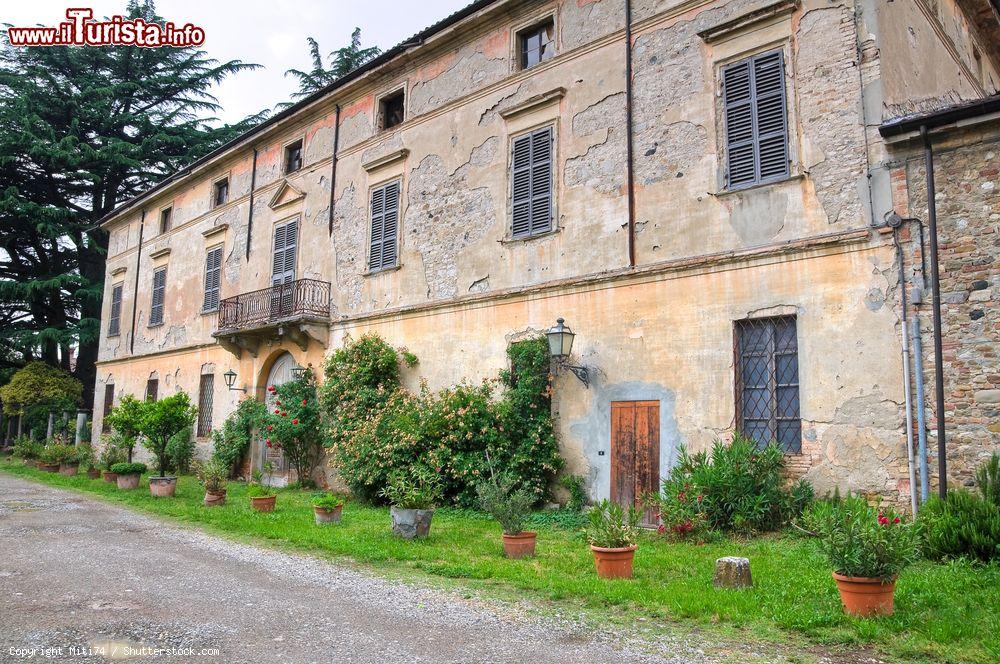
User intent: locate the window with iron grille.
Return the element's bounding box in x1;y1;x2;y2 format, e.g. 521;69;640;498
510;126;553;239
159;207;172;234
368;181;400;271
734;315;800;453
518;20;555;70
197;373;214;437
102;383;114;432
108;283;123;336
203;246;223;312
145;378;158;401
722;49;789;189
149;266;167;326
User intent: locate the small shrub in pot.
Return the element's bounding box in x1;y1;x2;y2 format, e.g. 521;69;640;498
195;458;229;507
381;466;442;539
76;443;100;479
110;462;147;490
247;463;277;512
586;500;642;579
477;470;536;558
312;492;344;524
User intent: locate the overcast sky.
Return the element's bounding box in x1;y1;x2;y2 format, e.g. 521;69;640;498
4;0;471;124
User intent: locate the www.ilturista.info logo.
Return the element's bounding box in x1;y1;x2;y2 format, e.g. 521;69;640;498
6;8;205;48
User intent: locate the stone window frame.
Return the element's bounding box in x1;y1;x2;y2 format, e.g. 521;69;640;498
510;9;558;73
374;85;407;133
148;264;168;328
503;119;560;243
364;176;404;275
282;135;306;175
158;203;173;235
201;243;224;315
107;281;124;337
211;172;231;209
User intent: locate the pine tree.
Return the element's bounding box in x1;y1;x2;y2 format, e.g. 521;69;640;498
283;28;381;105
0;0;265;405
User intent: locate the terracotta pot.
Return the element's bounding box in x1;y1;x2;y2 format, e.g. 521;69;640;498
116;472;140;490
25;459;37;468
591;544;637;579
149;476;177;497
249;495;276;512
314;504;343;525
390;506;434;539
502;531;537;559
103;471;118;483
204;490;227;507
39;463;60;473
59;463;79;476
86;468;101;479
832;572;897;617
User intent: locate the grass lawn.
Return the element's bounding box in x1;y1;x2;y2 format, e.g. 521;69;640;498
3;458;998;663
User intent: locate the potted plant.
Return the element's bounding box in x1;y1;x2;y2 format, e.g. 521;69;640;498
195;458;229;506
37;444;62;472
477;470;536;558
312;492;344;524
99;436;128;482
247;462;277;512
49;438;79;475
111;462;147;489
804;494;920;616
77;443;100;479
381;466;442;539
12;437;42;467
587;499;642;579
137;392;197;498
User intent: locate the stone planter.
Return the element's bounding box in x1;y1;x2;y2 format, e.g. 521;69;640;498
116;472;140;490
86;468;101;479
103;471;118;483
39;463;60;473
204;490;227;507
314;504;343;525
590;544;637;579
58;463;79;476
833;572;897;617
249;495;276;512
149;476;177;497
502;531;537;559
390;506;434;539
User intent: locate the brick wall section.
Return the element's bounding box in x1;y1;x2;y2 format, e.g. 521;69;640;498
895;125;1000;491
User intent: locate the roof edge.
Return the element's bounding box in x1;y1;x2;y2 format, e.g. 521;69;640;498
878;94;1000;138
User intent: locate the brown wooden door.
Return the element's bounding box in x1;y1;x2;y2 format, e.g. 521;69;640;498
610;401;660;526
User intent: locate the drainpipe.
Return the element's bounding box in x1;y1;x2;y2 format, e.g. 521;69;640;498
624;0;636;268
911;314;930;503
920;125;948;499
129;210;145;355
328;105;341;236
246;147;258;261
892;227;918;514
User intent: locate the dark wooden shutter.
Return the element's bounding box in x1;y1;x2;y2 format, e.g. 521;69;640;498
723;50;788;188
108;284;123;336
511;126;553;238
369;181;399;271
102;383;114;432
197;373;214;437
735;316;800;453
150;267;167;326
203;246;223;312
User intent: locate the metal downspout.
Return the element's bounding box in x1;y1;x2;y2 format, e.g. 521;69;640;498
246;148;258;261
893;228;919;513
328;104;341;236
624;0;636;268
911;315;930;503
128;210;145;355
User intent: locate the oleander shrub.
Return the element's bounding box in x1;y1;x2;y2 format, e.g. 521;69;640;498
920;489;1000;563
976;452;1000;507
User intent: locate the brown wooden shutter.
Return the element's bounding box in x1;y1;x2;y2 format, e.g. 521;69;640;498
108;284;123;336
197;373;214;437
511;126;553;238
102;383;114;432
203;246;223;312
149;267;167;325
368;181;399;271
723;50;788;188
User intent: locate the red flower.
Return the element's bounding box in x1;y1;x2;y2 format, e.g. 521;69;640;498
292;418;299;425
281;411;287;417
276;399;281;406
302;399;308;406
265;439;272;448
274;408;280;414
678;491;687;502
267;425;273;432
435;466;442;473
267;385;275;392
893;516;901;525
657;525;666;534
878;515;889;526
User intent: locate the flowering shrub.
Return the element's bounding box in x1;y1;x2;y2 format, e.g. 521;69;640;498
804;494;920;580
262;366;323;487
651;480;712;542
211;398;268;477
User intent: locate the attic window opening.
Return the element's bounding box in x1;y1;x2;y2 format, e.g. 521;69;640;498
378;90;405;131
518;20;555;70
284;140;303;174
213;178;229;207
159;207;172;234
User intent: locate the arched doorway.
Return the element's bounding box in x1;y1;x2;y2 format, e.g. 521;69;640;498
258;352;297;486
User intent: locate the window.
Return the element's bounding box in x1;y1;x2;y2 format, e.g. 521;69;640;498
159;207;172;234
722;49;789;189
378;90;405;131
213;178;229;207
149;266;167;326
284;140;303;174
203;246;223;312
108;283;123;336
368;181;400;271
102;383;114;432
734;315;800;453
510;126;553;239
518;20;555;69
271;219;298;286
197;373;214;437
145;378;158;402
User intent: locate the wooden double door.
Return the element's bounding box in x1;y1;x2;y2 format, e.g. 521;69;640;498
610;401;660;526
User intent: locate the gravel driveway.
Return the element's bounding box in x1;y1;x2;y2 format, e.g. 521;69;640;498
0;474;849;663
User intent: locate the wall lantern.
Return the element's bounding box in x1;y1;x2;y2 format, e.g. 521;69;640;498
546;318;590;388
223;369;246;392
290;363;307;380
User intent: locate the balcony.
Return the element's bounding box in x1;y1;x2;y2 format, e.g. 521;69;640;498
213;278;331;357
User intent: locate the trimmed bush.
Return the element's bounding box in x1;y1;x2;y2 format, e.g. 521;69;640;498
920;490;1000;563
110;462;147;475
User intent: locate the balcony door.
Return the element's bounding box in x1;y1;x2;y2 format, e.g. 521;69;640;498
270;218;298;319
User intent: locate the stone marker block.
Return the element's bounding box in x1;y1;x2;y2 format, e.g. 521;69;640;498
713;556;752;589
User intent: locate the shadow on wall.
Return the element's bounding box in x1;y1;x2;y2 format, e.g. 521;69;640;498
569;380;682;502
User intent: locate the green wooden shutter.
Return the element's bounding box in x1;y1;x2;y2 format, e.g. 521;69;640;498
723;50;788;188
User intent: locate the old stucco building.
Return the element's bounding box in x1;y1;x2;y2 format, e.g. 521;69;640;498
94;0;999;506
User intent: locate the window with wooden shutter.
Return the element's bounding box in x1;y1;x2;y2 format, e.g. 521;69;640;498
202;246;223;312
510;126;553;239
145;378;158;401
734;315;800;453
197;373;214;437
108;283;123;336
102;383;114;432
271;219;298;285
149;266;167;326
368;181;400;271
722;49;789;189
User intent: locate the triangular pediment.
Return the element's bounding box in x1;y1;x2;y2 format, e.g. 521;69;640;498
268;180;306;210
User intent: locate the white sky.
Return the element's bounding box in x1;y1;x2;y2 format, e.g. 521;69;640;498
3;0;471;124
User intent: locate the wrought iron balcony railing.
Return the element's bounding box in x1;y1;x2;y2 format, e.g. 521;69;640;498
216;278;331;332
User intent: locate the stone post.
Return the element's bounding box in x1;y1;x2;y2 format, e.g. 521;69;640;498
17;414;24;438
75;410;88;446
713;557;753;589
46;412;55;439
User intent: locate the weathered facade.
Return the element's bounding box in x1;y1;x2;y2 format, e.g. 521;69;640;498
94;0;999;505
